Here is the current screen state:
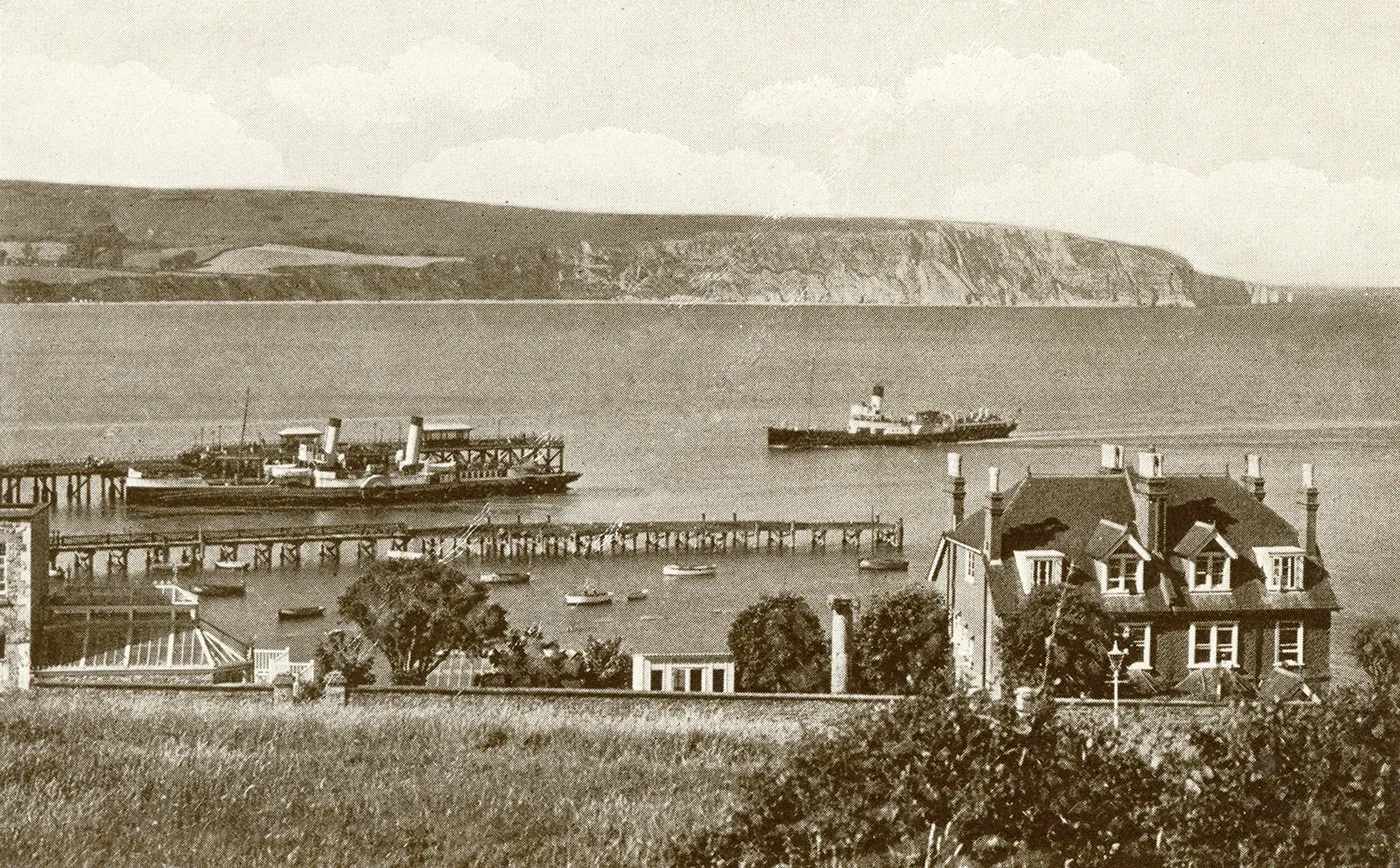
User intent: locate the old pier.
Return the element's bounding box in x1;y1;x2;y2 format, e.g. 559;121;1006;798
49;515;904;579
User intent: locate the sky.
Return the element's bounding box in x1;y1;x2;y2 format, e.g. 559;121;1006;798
3;0;1399;286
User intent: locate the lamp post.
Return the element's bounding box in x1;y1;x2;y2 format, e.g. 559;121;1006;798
1107;641;1128;730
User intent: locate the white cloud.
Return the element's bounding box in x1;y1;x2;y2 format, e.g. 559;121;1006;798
741;78;900;129
2;53;285;188
903;46;1131;111
401;127;830;215
946;152;1400;286
266;38;531;129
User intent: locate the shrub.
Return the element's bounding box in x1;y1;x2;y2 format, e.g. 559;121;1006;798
486;627;630;688
313;628;377;686
1351;614;1400;690
673;692;1162;867
997;583;1114;697
852;586;949;695
728;593;828;693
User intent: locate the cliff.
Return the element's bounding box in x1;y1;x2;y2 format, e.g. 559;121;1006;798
0;180;1257;305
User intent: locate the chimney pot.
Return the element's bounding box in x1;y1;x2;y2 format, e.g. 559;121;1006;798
947;452;962;478
988;466;1000;493
1246;453;1262;478
1101;443;1123;472
1303;463;1315;489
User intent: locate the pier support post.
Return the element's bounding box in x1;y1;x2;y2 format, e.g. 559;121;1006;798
280;542;302;568
318;541;341;567
219;544;239;562
106;549;128;577
74;551;94;580
253;543;273;571
357;540;376;563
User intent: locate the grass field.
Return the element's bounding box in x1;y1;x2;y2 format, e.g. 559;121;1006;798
0;691;808;867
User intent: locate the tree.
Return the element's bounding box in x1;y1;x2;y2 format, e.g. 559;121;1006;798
62;222;127;267
313;628;377;687
728;593;828;693
852;586;950;695
997;583;1113;697
337;560;506;685
1351;614;1400;691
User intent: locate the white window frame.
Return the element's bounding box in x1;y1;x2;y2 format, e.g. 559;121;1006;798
1269;555;1304;591
962;546;976;585
1189;622;1239;668
1121;623;1152;669
1190;552;1230;592
1103;553;1142;595
0;541;7;595
1031;558;1057;587
1275;622;1304;667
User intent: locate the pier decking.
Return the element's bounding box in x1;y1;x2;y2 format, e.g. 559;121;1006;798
49;515;904;578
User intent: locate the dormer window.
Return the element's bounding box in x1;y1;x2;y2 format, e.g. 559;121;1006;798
1190;553;1230;592
1014;550;1065;591
1103;554;1142;594
1255;546;1306;591
1270;555;1303;591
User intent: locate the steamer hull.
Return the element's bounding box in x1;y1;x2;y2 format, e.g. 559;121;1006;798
124;472;582;508
767;420;1016;450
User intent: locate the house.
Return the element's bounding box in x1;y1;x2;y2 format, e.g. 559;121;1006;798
0;501;251;688
929;448;1339;700
632;652;736;694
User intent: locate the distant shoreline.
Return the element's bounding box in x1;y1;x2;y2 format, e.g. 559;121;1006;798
0;297;1209;310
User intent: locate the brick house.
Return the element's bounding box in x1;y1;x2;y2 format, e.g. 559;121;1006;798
929;448;1339;700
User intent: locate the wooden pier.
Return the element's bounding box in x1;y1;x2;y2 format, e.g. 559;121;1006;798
0;434;568;507
48;515;904;579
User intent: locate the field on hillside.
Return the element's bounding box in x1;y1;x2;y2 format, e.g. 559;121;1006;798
0;691;810;867
199;244;466;274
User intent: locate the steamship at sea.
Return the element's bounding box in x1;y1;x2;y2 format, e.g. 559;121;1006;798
124;416;581;508
767;386;1016;450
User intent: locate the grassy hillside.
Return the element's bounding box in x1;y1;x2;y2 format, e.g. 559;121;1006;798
0;691;809;867
0;180;1259;305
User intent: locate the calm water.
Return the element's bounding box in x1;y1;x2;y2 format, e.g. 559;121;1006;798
2;299;1398;672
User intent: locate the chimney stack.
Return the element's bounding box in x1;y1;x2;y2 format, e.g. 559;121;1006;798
869;384;884;414
323;418;342;462
946;452;966;526
829;596;855;694
1302;463;1320;559
1243;453;1266;501
1100;444;1123;473
1138;451;1166;554
984;466;1004;563
402;416;424;468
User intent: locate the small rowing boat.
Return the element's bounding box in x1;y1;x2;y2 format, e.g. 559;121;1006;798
191;581;245;598
277;606;325;621
662;563;716;578
564;589;612;606
214;559;251;571
479;571;531;585
385;550;426;562
626;589;649;601
858;557;909;572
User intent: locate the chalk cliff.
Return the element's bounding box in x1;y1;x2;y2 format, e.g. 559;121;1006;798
0;181;1257;305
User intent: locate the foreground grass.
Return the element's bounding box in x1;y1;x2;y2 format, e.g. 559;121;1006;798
0;692;817;867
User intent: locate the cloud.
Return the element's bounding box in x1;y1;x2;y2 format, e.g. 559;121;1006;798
903;46;1131;112
946;152;1400;286
266;39;531;129
1;53;285;188
741;78;900;130
401;127;831;215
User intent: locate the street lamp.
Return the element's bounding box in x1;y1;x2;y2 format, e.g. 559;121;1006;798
1107;641;1128;730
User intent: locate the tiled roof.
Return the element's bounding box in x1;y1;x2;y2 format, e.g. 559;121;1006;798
941;468;1338;617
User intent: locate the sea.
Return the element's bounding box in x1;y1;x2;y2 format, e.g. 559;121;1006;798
2;298;1398;678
